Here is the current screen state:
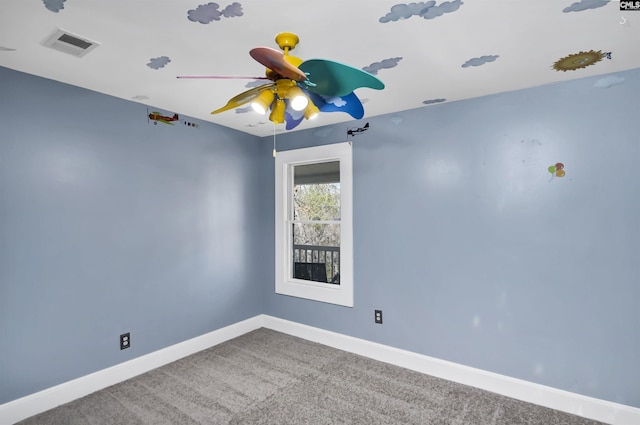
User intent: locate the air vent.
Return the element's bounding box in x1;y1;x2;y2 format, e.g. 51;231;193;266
43;29;99;57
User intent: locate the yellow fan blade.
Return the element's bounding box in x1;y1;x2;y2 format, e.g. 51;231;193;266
211;83;276;114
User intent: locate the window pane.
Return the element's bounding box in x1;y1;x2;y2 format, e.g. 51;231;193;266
293;162;340;221
293;161;340;185
293;183;341;221
292;223;340;284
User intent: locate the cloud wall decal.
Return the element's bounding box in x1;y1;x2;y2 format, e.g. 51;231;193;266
222;2;243;17
391;115;404;126
421;0;464;19
189;3;222;22
313;127;334;138
379;1;463;22
462;55;499;68
594;75;625;88
43;0;66;13
188;2;243;24
147;56;171;69
563;0;608;13
380;2;435;22
362;57;403;75
245;80;267;88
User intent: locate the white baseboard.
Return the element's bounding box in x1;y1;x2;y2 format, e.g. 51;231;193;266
2;314;638;425
262;315;640;425
0;316;264;425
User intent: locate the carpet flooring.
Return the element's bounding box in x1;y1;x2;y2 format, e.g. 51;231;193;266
16;328;606;424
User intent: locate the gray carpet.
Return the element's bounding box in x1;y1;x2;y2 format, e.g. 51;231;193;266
16;328;606;425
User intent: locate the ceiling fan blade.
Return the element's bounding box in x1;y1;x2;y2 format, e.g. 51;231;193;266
250;47;307;82
307;91;365;119
284;103;305;130
211;83;276;114
299;59;385;98
177;76;270;80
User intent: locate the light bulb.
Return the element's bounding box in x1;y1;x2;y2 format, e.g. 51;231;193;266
251;102;267;115
250;90;275;115
290;94;308;111
288;86;308;111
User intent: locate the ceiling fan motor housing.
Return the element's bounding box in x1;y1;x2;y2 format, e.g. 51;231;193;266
275;32;299;52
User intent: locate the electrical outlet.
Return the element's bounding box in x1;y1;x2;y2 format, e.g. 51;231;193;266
120;332;130;350
374;310;383;324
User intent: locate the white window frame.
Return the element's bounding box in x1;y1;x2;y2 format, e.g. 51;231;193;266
275;142;353;307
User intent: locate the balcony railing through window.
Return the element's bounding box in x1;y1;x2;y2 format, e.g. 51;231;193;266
293;245;340;285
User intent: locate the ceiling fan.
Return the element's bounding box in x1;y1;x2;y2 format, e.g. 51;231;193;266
177;32;385;130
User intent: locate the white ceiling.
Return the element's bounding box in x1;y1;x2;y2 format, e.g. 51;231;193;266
1;1;638;137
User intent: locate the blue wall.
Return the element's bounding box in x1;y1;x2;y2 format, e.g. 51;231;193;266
1;64;638;409
0;67;266;404
262;67;640;408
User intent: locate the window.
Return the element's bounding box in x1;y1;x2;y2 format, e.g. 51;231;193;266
275;142;353;307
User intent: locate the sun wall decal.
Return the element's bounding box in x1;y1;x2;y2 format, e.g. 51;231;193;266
552;50;611;72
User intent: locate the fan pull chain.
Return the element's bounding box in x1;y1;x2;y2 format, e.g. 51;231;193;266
272;123;277;158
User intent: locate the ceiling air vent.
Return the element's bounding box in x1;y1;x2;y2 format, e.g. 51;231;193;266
43;29;99;57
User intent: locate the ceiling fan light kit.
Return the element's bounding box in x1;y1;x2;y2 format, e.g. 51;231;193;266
269;99;286;124
251;89;275;115
303;102;320;120
250;78;311;114
287;85;308;111
182;32;385;130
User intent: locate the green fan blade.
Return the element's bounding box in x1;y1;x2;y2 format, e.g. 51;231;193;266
299;59;385;97
211;83;276;114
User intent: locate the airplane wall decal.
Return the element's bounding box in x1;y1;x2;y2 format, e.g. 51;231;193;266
148;111;179;125
347;122;369;137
